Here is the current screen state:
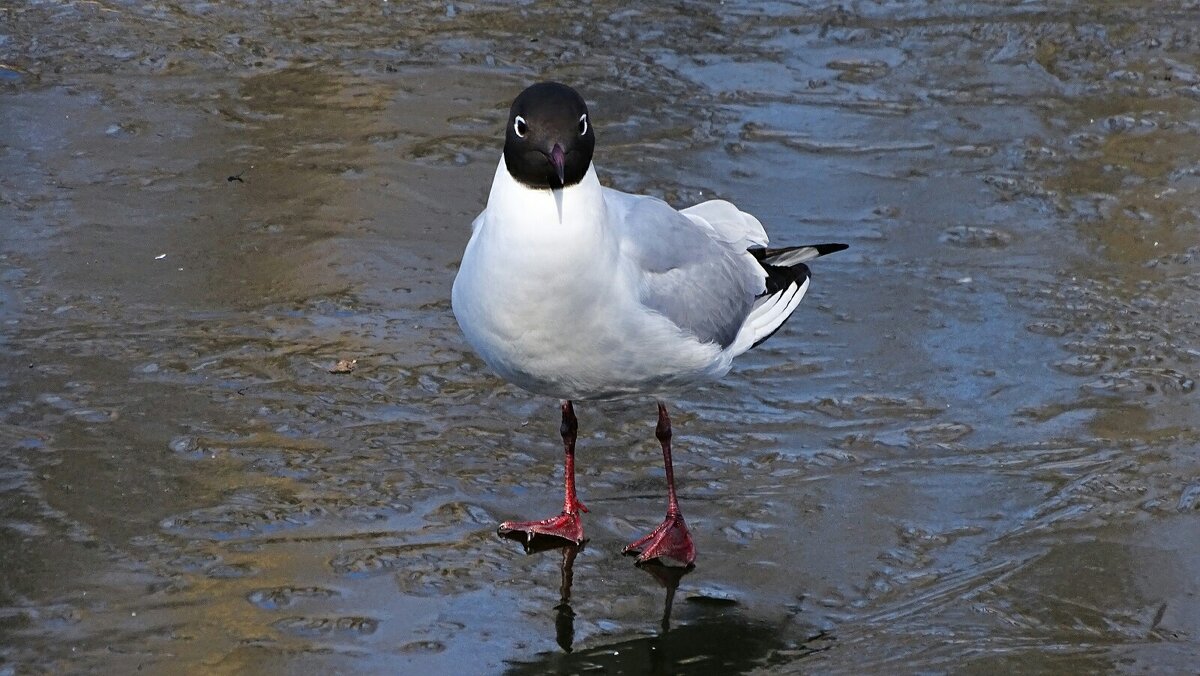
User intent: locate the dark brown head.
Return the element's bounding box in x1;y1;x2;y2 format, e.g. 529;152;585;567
503;82;595;190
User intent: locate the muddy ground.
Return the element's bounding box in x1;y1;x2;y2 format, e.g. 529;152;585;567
2;1;1199;673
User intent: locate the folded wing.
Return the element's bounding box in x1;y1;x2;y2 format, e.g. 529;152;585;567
606;190;846;353
607;193;764;348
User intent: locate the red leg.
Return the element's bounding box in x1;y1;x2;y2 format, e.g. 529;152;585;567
498;401;588;545
623;403;696;567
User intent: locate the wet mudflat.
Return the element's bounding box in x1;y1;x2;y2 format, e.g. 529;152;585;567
2;1;1200;673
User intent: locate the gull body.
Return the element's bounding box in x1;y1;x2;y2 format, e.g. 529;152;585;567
452;158;781;400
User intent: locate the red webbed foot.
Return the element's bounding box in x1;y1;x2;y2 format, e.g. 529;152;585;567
622;511;695;567
499;401;589;549
498;502;588;546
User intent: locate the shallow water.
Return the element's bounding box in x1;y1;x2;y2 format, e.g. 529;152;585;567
2;1;1200;673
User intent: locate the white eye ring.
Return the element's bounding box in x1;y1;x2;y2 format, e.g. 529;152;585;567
513;115;528;138
578;114;588;136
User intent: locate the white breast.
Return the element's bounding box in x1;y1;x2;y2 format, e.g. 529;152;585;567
452;157;728;399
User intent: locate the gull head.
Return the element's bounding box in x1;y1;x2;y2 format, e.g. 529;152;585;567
503;82;595;191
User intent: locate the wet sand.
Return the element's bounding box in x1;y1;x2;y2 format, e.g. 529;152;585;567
2;1;1199;673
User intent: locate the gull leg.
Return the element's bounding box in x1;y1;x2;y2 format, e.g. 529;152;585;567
623;403;696;567
498;401;588;545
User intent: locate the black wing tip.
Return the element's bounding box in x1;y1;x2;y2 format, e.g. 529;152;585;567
748;243;849;262
750;272;810;348
744;244;844;351
761;261;811;296
814;242;849;256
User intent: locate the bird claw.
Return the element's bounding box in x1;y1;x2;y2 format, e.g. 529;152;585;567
498;510;586;547
623;512;695;567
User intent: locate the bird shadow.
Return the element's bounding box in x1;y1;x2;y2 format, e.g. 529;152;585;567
498;528;584;555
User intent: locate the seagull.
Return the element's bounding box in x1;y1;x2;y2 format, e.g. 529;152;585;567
451;82;846;567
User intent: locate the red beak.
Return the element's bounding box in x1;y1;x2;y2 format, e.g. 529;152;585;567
549;143;566;186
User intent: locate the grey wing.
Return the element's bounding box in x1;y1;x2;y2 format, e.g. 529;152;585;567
609;191;766;347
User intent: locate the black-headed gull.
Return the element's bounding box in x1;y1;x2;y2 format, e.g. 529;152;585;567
452;82;846;567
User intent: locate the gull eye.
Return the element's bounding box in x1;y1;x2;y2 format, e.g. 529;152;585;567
578;114;588;136
514;115;528;138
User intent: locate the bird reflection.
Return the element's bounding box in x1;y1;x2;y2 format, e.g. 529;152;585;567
636;561;693;633
501;549;791;676
554;543;580;652
502;534;693;652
